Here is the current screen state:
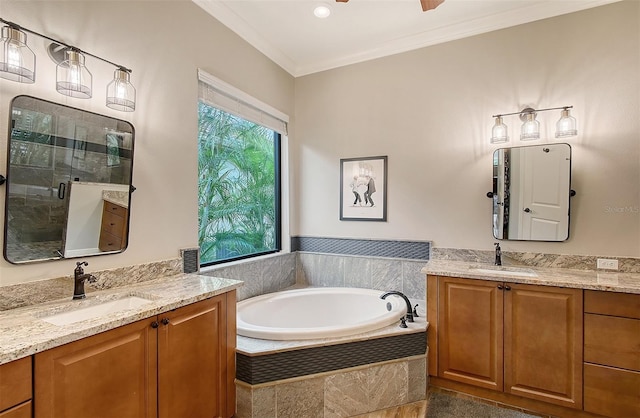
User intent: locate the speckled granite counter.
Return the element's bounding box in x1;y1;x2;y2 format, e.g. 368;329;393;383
422;259;640;294
0;273;242;365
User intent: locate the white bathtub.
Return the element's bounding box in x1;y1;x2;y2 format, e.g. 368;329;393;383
236;287;407;340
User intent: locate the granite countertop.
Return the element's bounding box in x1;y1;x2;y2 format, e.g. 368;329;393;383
422;259;640;294
102;190;129;208
0;273;242;365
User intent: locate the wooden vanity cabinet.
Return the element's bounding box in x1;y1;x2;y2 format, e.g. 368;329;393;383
583;290;640;418
34;292;236;418
0;357;32;418
98;201;128;252
428;275;583;410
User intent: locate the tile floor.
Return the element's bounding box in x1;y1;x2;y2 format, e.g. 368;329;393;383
357;390;543;418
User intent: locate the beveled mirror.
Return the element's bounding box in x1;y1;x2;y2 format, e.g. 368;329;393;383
3;95;134;264
491;143;571;241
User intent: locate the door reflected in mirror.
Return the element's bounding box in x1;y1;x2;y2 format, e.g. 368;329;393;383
3;95;134;264
492;143;571;241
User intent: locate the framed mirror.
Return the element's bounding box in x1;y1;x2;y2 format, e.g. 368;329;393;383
491;143;571;241
3;95;134;264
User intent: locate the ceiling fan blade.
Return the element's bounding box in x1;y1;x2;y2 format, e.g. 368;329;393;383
336;0;349;2
420;0;444;12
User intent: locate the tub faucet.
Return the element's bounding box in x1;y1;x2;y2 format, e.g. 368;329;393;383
380;291;414;323
73;261;97;300
494;242;502;266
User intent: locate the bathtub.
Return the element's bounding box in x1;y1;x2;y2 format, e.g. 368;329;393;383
236;287;407;340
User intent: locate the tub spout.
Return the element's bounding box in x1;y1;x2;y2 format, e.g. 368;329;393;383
380;291;414;322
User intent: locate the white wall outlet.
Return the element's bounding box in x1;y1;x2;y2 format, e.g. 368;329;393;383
597;258;619;270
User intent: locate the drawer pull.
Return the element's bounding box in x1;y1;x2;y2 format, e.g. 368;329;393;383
161;318;170;326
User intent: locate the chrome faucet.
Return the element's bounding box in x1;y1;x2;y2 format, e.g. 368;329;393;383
73;261;97;300
494;242;502;266
380;291;415;323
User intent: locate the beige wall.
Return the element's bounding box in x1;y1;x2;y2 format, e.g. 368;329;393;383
0;1;294;285
1;1;638;287
292;1;639;258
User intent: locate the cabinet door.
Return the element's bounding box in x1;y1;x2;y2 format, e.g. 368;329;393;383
438;276;504;391
0;402;31;418
157;295;229;418
503;284;582;409
34;318;158;418
0;357;31;412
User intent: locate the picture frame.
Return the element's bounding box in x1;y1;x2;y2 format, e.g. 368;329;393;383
340;155;387;221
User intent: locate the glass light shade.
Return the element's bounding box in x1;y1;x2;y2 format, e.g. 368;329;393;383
106;69;136;112
556;108;577;138
520;113;540;141
56;49;92;99
0;26;35;83
490;116;509;143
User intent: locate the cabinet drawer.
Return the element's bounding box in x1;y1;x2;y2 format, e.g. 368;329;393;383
0;357;31;412
584;290;640;319
101;210;126;237
585;313;640;371
103;201;127;217
99;231;125;252
584;363;640;418
0;401;31;418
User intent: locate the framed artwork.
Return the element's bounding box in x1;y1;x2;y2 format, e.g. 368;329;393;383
340;155;387;221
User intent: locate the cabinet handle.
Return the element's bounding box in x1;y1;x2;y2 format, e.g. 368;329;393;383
151;321;159;329
497;285;504;290
161;318;170;326
505;285;512;291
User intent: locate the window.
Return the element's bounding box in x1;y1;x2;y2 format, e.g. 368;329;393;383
197;70;286;266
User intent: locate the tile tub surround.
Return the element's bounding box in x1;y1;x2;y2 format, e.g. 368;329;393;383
202;252;297;301
236;307;428;417
0;273;242;365
422;259;640;294
0;257;183;311
296;253;428;302
236;354;428;418
291;236;430;260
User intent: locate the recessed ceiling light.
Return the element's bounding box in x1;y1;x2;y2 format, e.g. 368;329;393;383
313;4;331;18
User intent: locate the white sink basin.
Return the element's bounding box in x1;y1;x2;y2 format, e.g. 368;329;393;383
468;266;538;278
41;296;153;326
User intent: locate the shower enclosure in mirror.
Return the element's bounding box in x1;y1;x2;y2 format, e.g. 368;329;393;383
3;95;134;264
491;143;571;241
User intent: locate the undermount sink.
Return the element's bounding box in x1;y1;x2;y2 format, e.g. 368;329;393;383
41;295;153;326
468;266;538;278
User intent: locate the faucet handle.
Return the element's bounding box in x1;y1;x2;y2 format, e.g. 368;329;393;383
412;304;419;318
76;261;88;267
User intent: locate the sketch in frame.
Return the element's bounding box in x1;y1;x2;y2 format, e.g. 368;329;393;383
340;155;387;221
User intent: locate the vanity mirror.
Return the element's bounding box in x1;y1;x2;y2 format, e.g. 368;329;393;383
3;95;134;264
490;143;572;241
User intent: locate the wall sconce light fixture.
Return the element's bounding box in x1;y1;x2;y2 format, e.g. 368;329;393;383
0;17;135;112
490;106;576;144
